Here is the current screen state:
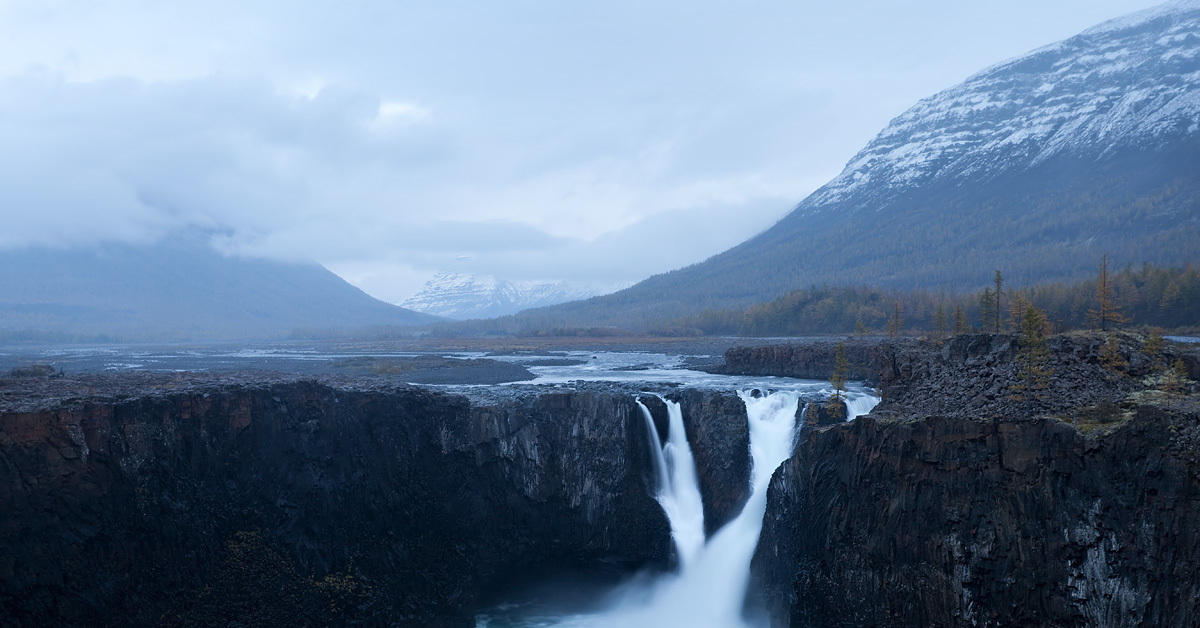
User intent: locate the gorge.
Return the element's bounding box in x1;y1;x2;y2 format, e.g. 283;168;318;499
2;334;1199;627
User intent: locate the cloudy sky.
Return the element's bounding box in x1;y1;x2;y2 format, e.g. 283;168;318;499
0;0;1164;302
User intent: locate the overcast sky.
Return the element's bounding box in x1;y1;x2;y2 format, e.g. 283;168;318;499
0;0;1165;302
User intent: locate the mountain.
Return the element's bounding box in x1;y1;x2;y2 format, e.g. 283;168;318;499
0;235;438;342
514;1;1200;330
400;272;617;319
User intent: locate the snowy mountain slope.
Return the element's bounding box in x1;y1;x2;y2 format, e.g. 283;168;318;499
803;0;1200;215
400;272;617;319
507;2;1200;330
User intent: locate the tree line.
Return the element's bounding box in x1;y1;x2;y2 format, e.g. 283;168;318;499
670;261;1199;337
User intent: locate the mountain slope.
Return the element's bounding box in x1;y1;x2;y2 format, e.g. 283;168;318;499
515;1;1200;329
400;272;614;319
0;236;438;341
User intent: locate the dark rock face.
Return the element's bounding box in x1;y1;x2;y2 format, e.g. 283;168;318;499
1;378;750;627
673;389;751;536
718;340;893;384
754;407;1200;627
805;400;844;427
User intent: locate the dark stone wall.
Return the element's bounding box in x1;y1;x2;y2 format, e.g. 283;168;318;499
0;381;722;627
753;407;1200;627
718;340;889;384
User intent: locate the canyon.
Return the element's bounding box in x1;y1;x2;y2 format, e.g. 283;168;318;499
2;334;1198;626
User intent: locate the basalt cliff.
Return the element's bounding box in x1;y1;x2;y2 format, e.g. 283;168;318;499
0;374;750;627
742;333;1200;627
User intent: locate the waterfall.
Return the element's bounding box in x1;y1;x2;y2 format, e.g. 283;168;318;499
511;390;801;628
844;391;880;421
636;398;706;568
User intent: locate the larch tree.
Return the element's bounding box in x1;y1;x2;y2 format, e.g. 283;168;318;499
1009;304;1053;414
933;304;948;337
1099;333;1128;374
1161;358;1190;410
953;305;969;334
1144;327;1165;372
993;270;1005;333
827;341;850;419
979;288;996;333
1088;254;1128;331
886;301;904;337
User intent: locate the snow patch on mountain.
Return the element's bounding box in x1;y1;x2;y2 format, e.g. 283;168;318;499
400;272;623;319
800;1;1200;216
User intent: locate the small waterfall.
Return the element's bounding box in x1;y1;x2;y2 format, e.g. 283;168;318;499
844;391;880;421
636;398;705;568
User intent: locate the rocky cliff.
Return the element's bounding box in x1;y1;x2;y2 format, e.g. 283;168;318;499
754;406;1200;627
0;374;749;627
721;332;1200;420
740;332;1200;627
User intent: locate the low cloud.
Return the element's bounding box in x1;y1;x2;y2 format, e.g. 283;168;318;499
0;0;1160;302
0;71;815;300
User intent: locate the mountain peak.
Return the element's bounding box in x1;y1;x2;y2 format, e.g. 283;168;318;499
800;5;1200;217
1081;0;1200;37
400;272;618;319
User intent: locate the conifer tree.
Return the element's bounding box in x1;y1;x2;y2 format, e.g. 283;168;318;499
1161;358;1190;410
953;305;969;335
886;301;904;337
1099;333;1128;374
1009;304;1052;413
979;288;996;332
934;304;948;337
1088;254;1128;331
1144;327;1165;372
993;270;1005;333
1007;291;1028;330
830;338;849;408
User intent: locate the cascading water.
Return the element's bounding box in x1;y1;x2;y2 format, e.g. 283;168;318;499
490;390;803;628
636;398;706;568
844;392;879;422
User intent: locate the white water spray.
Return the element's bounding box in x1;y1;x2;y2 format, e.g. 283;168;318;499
636;398;706;568
519;390;802;628
844;391;879;421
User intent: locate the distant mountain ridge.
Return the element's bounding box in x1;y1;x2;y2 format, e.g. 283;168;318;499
507;1;1200;330
400;272;616;319
0;235;437;342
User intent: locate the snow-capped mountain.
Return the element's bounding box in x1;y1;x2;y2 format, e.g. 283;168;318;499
400;272;618;319
511;1;1200;328
802;0;1200;215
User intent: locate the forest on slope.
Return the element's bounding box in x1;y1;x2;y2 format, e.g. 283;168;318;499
678;262;1199;337
413;262;1198;339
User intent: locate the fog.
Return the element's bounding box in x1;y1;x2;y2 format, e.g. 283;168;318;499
0;0;1163;301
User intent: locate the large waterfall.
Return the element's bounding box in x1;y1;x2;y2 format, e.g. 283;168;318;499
486;390;803;628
